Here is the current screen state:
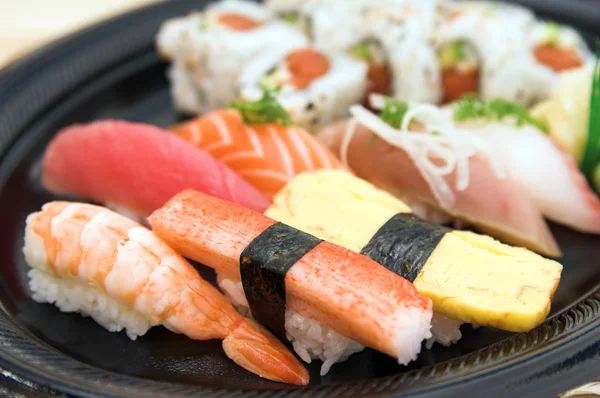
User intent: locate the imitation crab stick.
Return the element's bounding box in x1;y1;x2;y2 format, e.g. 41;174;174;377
148;190;434;373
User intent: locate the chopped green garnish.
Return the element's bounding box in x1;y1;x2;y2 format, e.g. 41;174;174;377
453;95;550;133
259;74;280;92
280;11;299;25
348;40;373;61
580;49;600;187
545;22;561;46
439;41;468;69
228;88;293;126
380;99;410;129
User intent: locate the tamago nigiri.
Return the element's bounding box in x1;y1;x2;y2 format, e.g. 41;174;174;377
171;89;347;198
41;120;271;219
23;201;308;385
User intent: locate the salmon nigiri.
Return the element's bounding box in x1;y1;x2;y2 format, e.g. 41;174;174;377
41;120;271;218
171;97;346;198
24;201;308;385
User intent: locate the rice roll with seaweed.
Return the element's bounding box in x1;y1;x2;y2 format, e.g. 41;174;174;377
156;0;308;114
238;46;367;128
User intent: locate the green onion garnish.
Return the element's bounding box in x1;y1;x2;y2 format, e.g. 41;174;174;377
452;95;550;133
545;22;561;46
348;39;374;61
229;88;293;126
439;41;468;69
380;98;410;129
580;49;600;188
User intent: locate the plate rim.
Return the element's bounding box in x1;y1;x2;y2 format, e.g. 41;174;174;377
0;1;599;397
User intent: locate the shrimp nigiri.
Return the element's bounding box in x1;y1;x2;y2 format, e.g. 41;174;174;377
23;201;308;385
41;121;271;219
171;108;346;198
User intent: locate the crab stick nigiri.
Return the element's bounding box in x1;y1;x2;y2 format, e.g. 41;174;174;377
171;105;346;198
317;99;560;257
23;201;308;385
149;190;434;375
41;121;270;219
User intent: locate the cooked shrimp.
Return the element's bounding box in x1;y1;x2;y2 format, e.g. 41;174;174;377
23;201;309;385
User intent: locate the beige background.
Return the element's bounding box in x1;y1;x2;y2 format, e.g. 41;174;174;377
0;0;161;67
0;0;598;396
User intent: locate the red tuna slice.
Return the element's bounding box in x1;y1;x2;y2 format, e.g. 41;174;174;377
41;120;271;216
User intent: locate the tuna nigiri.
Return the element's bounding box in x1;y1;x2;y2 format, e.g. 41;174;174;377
149;189;434;375
171;107;346;198
41;120;271;218
24;201;308;385
317;100;560;257
457;121;600;234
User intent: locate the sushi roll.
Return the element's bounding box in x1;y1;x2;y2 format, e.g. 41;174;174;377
23;202;309;385
434;1;555;105
264;169;563;342
530;21;593;72
149;190;434;376
238;46;368;128
386;24;442;103
156;0;308;114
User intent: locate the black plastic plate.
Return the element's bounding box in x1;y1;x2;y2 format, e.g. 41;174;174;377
0;1;599;397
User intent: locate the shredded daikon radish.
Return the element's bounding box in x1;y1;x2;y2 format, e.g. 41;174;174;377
344;102;504;210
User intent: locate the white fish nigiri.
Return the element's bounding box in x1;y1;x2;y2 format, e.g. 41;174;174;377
459;122;600;234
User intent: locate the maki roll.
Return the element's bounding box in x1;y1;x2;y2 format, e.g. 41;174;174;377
238;46;367;128
156;0;308;114
530;21;593;72
434;1;555;105
265;170;563;342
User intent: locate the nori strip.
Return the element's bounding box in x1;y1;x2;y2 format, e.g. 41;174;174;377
360;213;450;282
240;222;322;340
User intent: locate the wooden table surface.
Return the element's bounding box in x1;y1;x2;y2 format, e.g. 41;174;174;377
0;1;598;396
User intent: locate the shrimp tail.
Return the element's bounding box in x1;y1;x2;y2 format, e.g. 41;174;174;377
223;318;310;386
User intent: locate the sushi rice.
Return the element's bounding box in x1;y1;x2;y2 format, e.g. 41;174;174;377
24;219;154;340
217;272;456;375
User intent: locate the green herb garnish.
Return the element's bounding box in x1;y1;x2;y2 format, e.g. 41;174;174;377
280;11;300;25
380;98;410;129
348;39;374;61
580;49;600;188
229;88;293;126
453;95;550;133
439;41;468;69
259;74;280;92
545;22;561;46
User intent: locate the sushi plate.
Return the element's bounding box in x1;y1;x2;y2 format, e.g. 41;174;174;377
0;0;599;397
